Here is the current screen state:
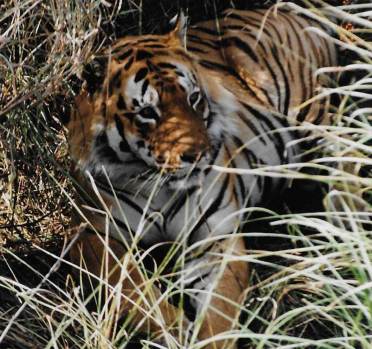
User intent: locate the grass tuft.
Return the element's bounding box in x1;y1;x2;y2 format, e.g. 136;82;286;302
0;0;371;348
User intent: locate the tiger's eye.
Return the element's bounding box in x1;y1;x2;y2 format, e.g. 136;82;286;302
139;106;158;120
140;106;154;118
189;91;199;106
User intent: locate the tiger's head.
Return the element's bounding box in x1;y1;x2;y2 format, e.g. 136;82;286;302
68;14;230;190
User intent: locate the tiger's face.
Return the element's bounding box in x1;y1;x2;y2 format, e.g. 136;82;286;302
69;16;221;190
105;50;212;173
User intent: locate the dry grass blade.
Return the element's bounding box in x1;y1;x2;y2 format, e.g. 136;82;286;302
1;0;371;348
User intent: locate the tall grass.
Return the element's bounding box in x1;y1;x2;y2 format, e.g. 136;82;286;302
0;0;371;348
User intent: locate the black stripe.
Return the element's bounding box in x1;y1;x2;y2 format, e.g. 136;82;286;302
316;38;325;67
187;46;208;54
187;34;220;49
124;159;145;165
141;79;149;96
165;187;198;223
136;38;159;44
95;180;163;234
95;132;122;164
184;270;214;289
254;157;264;197
174;49;193;60
289;17;316;105
297;103;312;123
260;87;276;109
101;102;107;119
263;20;283;46
117;49;133;61
193;26;222;36
204;141;222;176
157;62;178;70
232;136;265;195
205;109;213;128
124;57;134;70
223;24;251;31
219;37;258;63
187;175;230;243
261;56;281;112
271;46;290;116
225;145;245;203
134;121;152;137
226;13;271;37
260;163;274;203
113;215;134;233
236;111;266;145
223;26;268;53
313;102;326;125
124;112;135;120
243;103;286;163
114;114;125;138
114;115;131;152
136;50;153;61
182;294;197;321
109;70;121;95
307;33;323;71
322;36;333;67
281;13;308;105
199;60;262;102
120;140;131;152
95;182;143;217
224;12;246;22
142;44;166;48
134;67;148;82
146;50;176;57
232;136;257;168
117;95;127;110
112;44;130;53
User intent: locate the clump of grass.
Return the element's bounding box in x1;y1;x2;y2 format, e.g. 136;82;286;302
0;0;102;251
0;0;371;348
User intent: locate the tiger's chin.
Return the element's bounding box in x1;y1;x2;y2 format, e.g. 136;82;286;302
165;168;205;191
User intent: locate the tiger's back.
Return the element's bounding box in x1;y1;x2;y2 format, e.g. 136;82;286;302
188;8;337;123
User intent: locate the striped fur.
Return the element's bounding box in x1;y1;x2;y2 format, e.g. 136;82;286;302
68;6;337;348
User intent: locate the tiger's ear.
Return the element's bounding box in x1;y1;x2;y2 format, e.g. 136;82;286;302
169;10;188;47
79;56;107;95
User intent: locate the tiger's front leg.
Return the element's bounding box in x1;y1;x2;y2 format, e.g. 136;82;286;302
184;235;249;349
69;229;189;339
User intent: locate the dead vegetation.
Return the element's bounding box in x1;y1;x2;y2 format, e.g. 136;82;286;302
0;0;371;348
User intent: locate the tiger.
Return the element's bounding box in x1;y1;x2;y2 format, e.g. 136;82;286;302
67;5;337;349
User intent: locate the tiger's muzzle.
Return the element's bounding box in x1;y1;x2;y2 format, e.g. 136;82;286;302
148;101;210;173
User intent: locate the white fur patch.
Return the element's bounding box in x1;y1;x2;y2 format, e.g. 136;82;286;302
124;75;159;108
106;126;132;160
143;85;159;105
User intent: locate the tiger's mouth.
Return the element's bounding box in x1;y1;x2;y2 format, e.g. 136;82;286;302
158;149;214;190
165;166;206;190
123;158;206;191
137;151;210;190
130;135;220;190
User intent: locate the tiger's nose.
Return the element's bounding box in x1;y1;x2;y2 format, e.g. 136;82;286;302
180;153;198;164
155;149;207;172
180;150;205;164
